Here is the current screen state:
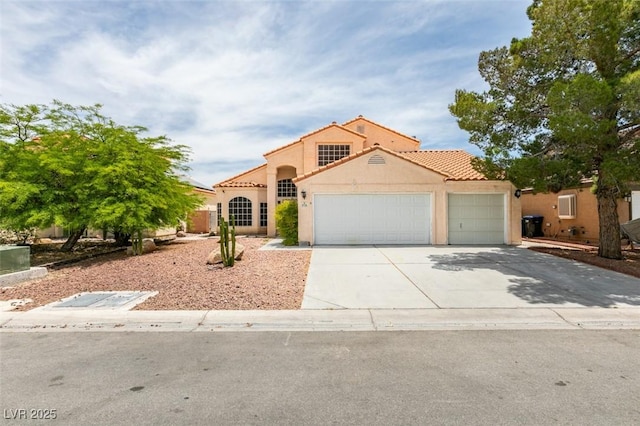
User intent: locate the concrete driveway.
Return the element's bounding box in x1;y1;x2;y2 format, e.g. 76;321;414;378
301;246;640;309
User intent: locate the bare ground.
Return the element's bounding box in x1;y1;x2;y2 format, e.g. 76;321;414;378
1;237;311;311
528;246;640;279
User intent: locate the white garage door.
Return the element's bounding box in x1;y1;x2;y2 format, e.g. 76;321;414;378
632;191;640;220
314;194;430;245
448;194;505;244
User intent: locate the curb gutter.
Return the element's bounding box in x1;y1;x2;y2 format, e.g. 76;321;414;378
1;308;639;332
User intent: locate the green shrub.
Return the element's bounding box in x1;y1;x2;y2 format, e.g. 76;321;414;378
275;200;298;246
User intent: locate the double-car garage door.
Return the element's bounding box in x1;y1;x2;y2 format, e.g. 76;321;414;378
314;194;431;245
313;193;505;245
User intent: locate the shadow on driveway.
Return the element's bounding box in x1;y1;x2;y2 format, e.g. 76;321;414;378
425;248;640;308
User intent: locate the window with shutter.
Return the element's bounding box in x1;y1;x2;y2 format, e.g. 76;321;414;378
558;194;576;219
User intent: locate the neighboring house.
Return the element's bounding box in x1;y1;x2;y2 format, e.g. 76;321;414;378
183;177;217;234
214;116;522;246
36;177;216;239
520;182;640;244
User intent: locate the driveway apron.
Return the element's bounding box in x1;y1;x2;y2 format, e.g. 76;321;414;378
302;247;438;309
301;246;640;310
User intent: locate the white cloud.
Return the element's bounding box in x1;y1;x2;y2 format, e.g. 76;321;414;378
1;0;532;187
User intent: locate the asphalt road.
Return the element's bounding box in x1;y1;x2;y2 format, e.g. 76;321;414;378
1;331;639;425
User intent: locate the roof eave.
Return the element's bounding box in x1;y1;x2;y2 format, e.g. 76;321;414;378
342;116;421;143
214;162;267;187
293;145;451;183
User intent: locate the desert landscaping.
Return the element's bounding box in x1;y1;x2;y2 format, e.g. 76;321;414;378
2;235;639;312
0;237;311;311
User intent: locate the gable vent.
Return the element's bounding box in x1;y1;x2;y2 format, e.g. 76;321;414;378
368;154;386;165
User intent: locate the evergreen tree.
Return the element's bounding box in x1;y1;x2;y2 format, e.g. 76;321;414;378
449;0;640;259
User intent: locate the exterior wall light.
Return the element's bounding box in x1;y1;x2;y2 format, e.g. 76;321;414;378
301;190;307;200
514;189;522;198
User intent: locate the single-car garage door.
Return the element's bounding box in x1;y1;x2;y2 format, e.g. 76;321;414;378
314;194;430;245
448;194;505;244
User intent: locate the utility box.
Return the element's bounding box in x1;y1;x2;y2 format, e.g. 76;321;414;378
522;215;544;238
0;245;30;275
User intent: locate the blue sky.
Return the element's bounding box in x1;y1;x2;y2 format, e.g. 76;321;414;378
1;0;532;187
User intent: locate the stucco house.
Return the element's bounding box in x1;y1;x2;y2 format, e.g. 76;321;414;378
183;177;217;234
520;182;640;243
36;177;216;240
214;116;522;246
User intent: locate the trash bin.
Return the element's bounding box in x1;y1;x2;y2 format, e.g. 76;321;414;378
522;215;544;238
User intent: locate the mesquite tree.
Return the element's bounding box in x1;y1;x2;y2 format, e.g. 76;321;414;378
0;100;202;251
449;0;640;259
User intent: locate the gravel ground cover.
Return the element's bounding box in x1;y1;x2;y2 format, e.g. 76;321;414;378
0;237;311;311
528;246;640;279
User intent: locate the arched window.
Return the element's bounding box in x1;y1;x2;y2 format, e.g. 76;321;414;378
228;197;252;226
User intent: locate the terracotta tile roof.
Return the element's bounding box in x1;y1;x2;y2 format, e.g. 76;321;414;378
342;115;420;143
263;122;365;157
263;138;302;157
214;163;267;188
398;150;487;181
292;146;375;183
300;122;366;140
293;146;488;183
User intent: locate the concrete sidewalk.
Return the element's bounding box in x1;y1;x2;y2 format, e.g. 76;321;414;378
1;307;640;332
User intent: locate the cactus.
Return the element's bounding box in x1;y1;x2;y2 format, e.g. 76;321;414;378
219;218;229;265
218;215;237;267
230;215;236;265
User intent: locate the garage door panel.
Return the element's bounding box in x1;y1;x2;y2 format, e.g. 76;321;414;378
632;191;639;220
315;194;430;245
477;218;503;231
448;194;505;245
489;206;505;218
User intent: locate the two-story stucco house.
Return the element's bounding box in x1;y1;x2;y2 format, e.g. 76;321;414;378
214;116;522;246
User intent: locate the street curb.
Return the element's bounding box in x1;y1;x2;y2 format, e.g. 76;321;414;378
1;308;639;332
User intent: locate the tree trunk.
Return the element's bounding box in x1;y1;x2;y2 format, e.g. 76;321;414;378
60;227;86;252
113;231;130;247
597;187;622;259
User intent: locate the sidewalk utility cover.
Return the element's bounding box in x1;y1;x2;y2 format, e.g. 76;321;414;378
50;291;157;309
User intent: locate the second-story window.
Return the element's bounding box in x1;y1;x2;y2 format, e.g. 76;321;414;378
318;144;350;166
277;179;297;199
